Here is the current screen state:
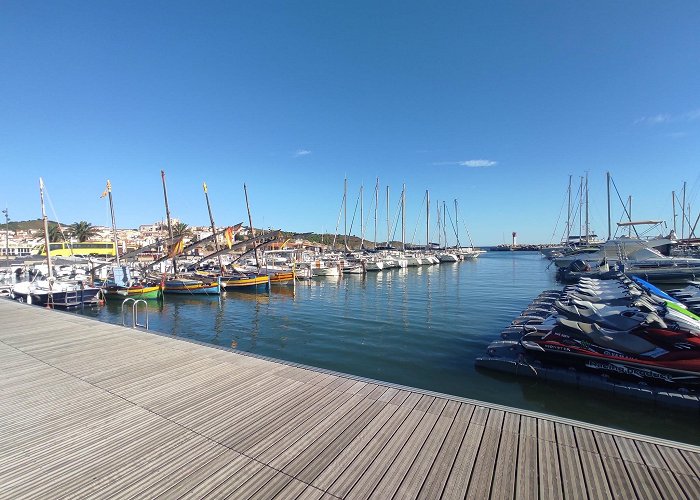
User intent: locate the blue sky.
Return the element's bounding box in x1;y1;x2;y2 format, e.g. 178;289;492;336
1;1;700;245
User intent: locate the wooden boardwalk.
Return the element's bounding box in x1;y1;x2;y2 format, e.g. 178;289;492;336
0;299;698;499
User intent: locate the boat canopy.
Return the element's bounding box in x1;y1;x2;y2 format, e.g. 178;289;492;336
616;220;663;227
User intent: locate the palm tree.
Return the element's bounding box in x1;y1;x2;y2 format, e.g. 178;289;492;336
172;222;190;238
69;221;98;242
44;223;64;242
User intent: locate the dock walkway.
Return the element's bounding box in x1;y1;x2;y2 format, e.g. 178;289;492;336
0;299;698;499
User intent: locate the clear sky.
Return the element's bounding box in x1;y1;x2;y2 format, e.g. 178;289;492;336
2;1;699;246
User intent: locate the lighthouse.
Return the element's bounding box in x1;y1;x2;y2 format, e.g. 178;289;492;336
512;232;517;248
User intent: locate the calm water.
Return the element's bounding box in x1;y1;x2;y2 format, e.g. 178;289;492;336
77;252;700;445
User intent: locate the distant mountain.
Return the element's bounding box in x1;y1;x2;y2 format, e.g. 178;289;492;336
4;219;61;231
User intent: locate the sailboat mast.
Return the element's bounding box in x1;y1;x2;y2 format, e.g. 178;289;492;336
360;184;364;249
585;172;589;244
443;200;447;250
203;182;224;273
343;177;348;252
425;189;430;251
579;176;583;244
628;196;633;237
386;185;390;247
244;183;260;270
672;191;677;234
606;172;610;241
161;170;177;275
454;199;459;248
401;183;406;252
374;178;379;249
106;180;120;266
568;175;572;242
39;178;53;280
682;181;687;239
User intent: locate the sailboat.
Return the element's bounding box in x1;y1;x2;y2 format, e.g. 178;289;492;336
159;171;221;295
11;178;102;308
98;180;164;301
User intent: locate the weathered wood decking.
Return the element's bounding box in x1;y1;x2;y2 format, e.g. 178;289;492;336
0;298;698;499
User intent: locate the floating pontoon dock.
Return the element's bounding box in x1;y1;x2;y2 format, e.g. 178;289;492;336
1;299;698;498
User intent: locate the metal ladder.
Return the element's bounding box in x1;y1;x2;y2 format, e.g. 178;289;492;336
121;298;149;330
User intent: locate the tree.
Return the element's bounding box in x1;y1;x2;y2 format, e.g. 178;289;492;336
41;223;64;243
69;221;98;242
172;221;190;238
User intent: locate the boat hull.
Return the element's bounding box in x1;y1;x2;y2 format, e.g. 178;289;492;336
221;275;270;292
103;285;163;300
164;279;220;295
24;287;101;308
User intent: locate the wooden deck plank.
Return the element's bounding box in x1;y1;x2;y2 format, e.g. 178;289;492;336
282;399;388;479
369;410;440;499
440;419;485;499
346;407;428;499
489;420;519;500
0;299;698;500
538;439;563;499
675;473;700;500
465;426;502;499
601;455;638;499
656;445;696;476
166;454;253;499
594;431;622;459
578;450;613;499
321;399;419;497
649;467;691;500
558;441;587;499
680;449;700;474
515;435;538;500
302;400;398;488
266;395;370;469
392;411;453;499
624;461;663;500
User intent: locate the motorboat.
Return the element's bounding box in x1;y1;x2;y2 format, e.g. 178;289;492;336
553;237;674;268
11;279;102;308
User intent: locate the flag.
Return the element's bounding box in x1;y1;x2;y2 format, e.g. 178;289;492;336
203;182;208;193
167;237;185;258
224;227;233;249
100;180;111;199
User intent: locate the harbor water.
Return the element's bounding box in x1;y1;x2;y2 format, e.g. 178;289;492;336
77;252;700;445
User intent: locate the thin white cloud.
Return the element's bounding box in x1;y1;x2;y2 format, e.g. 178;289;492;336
294;149;312;157
635;108;700;125
683;109;700;121
666;131;689;139
635;114;671;125
460;159;497;167
432;159;497;168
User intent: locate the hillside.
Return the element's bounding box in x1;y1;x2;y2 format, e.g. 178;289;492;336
4;219;62;232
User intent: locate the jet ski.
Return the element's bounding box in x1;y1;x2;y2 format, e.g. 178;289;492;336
520;318;700;386
554;294;700;334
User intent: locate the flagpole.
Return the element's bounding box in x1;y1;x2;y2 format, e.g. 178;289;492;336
203;182;224;274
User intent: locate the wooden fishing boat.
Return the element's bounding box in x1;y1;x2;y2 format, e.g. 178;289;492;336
164;277;221;295
221;274;269;292
267;271;295;285
103;283;163;300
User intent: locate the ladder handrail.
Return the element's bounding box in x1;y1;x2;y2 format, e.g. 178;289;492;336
121;297;149;329
132;299;148;330
121;298;136;326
